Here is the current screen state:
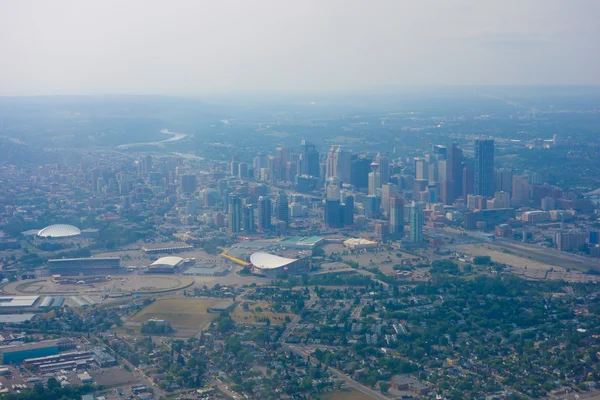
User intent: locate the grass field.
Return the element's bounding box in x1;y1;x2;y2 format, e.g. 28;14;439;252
129;298;220;331
319;389;376;400
230;301;295;326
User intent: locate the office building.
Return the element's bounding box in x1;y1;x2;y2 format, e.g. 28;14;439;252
368;163;381;196
276;192;289;228
511;174;530;206
495;168;512;193
474;139;495;197
326;145;352;183
462;161;475;199
363;195;381;218
228;194;242;233
381;183;398;216
389;196;404;237
326;176;342;201
375;152;390;184
324;200;343;228
258;196;272;232
299;139;320;177
445;143;463;203
242;205;255;232
409;202;423;243
351;156;372;189
415;158;427;180
180;174;197;195
343;195;354;225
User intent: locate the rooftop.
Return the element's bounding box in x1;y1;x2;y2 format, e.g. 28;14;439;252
250;252;299;270
0;296;39;308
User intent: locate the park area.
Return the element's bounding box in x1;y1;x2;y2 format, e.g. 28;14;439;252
231;301;295;326
127;298;221;336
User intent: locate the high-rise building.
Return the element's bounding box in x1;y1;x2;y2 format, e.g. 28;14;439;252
228;194;242;232
300;139;320;177
495;168;512;193
350;156;371;190
474;139;495;197
462;161;475;199
324;200;342;228
381;183;398;216
254;152;268;171
363;195;381;218
389;196;404;237
326;145;352;183
258;196;272;232
433;145;447;159
368;163;381;196
511;175;530;206
242;205;255;232
409;202;423;243
343;195;354;226
415;158;428;180
276;192;289;228
180;174;197;195
375;153;390;184
446;143;463;203
141;155;153;175
326;176;342;201
238;162;249;179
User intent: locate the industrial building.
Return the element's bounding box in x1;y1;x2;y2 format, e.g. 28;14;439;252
48;257;121;276
0;339;74;363
249;252;309;277
0;296;39;310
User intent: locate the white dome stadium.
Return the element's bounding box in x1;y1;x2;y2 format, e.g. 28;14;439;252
37;224;81;238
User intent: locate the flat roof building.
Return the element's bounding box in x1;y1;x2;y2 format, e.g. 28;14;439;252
48;257;120;276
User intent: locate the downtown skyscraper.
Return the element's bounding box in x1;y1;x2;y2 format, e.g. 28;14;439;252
409;201;423;243
299;139;320;177
474;139;495;197
228;194;242;233
258;196;272;232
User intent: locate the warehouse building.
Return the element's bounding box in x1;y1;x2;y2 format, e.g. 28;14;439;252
0;339;74;363
147;256;186;273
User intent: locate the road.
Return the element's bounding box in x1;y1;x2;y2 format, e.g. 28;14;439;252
278;288;317;344
94;334;167;398
286;344;390;400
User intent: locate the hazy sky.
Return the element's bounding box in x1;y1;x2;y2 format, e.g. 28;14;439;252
0;0;599;95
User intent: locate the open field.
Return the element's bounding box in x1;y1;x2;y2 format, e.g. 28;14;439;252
451;244;566;272
319;388;377;400
128;298;220;334
231;301;295;326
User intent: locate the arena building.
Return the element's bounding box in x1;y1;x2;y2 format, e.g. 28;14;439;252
37;224;81;239
147;256;190;273
249;252;309;277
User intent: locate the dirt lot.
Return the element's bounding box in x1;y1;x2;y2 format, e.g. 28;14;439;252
451;244;566;272
231;301;295;326
128;298;220;334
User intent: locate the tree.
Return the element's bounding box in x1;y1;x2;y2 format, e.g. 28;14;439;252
47;377;60;392
473;256;492;265
379;382;390;393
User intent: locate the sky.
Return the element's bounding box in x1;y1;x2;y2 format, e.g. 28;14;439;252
0;0;599;95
